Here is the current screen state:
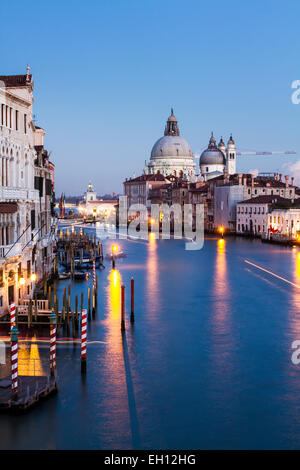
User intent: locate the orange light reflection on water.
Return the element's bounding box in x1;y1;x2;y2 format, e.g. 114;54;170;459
146;233;159;313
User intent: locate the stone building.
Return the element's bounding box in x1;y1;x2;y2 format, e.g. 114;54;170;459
0;68;55;315
236;195;300;237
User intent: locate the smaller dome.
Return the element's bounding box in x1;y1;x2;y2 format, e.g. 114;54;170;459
200;147;226;165
200;133;226;165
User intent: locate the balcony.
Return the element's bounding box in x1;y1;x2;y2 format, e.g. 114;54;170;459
0;187;39;202
0;243;23;265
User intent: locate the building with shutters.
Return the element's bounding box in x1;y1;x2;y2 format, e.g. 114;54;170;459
0;67;55;315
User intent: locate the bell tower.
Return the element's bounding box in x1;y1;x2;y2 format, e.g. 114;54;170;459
226;135;236;175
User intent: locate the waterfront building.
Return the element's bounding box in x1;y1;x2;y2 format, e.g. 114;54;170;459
78;182;117;218
0;68;55;314
236;195;300;237
123;173;171;210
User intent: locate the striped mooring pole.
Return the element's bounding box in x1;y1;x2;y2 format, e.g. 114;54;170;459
121;285;125;332
10;302;16;330
81;308;87;373
10;325;19;400
93;258;96;289
49;313;57;376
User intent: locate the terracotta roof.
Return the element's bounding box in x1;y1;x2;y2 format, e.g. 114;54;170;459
237;195;300;207
124;174;169;183
0;202;18;214
0;74;32;88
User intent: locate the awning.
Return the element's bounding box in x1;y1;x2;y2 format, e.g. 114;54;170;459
0;202;18;214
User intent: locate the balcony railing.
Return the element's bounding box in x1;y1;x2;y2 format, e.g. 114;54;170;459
0;187;39;202
0;243;22;260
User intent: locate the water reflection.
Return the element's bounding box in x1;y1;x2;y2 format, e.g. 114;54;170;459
214;239;230;326
18;335;45;376
146;233;159;313
102;269;131;446
288;251;300;336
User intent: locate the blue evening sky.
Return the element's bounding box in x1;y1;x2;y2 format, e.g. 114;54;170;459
1;0;300;195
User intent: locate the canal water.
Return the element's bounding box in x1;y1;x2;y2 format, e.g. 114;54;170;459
1;227;300;449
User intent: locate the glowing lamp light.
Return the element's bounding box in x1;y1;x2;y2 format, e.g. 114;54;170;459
30;273;37;282
112;245;119;253
19;277;26;286
150;218;155;224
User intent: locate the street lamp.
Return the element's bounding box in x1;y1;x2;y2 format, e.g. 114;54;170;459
30;273;37;282
218;226;225;239
111;244;119;269
19;276;25;287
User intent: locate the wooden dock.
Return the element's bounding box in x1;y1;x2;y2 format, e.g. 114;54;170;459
0;375;57;411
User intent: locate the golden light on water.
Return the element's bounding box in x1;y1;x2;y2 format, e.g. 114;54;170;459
18;335;45;377
146;232;159;312
109;269;121;318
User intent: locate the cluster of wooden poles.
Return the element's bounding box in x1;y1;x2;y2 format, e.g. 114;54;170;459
5;269;136;403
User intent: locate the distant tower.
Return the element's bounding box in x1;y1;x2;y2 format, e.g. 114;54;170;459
226;135;236;175
84;182;97;202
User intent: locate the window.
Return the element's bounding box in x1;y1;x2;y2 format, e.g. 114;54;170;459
27;260;31;277
1;104;4;125
31;210;35;230
0;296;3;307
9;107;12;128
24;114;27;134
46;179;52;196
15;110;18;130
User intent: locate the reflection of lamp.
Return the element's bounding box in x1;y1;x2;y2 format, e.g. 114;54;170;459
19;277;26;286
30;273;37;282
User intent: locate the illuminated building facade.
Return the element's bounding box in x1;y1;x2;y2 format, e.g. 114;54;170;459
0;68;55;315
79;182;117;218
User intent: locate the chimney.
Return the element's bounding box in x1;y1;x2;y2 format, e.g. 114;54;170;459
251;174;254;187
285;175;289;188
238;173;242;186
279;173;282;182
291;176;295;186
243;176;247;186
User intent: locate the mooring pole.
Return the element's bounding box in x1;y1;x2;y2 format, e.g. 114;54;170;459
49;313;57;376
88;287;91;321
10;325;19;400
92;285;96;317
81;308;87;373
10;302;16;330
130;277;134;323
48;285;52;310
121;285;125;332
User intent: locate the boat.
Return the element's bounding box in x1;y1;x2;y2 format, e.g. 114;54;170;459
105;250;126;260
58;272;71;280
73;271;88;281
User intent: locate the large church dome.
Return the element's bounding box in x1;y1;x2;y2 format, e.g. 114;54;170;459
151;135;193;159
147;109;196;178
